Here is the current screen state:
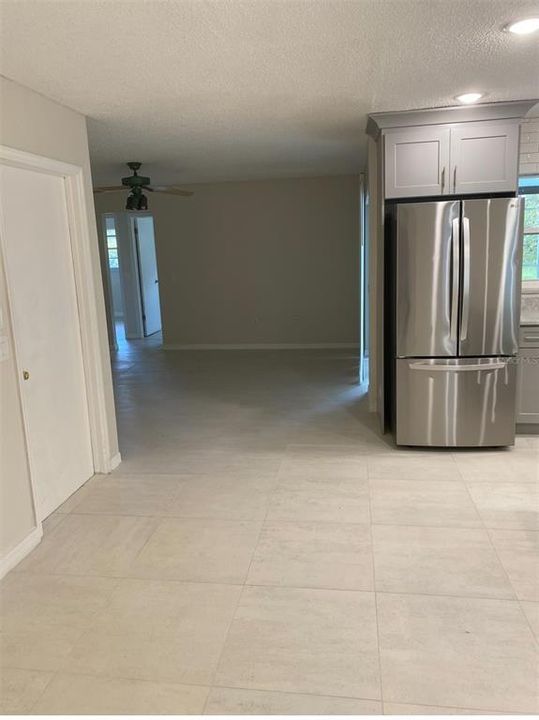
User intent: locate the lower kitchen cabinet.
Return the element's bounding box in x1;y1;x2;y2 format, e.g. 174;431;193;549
517;326;539;426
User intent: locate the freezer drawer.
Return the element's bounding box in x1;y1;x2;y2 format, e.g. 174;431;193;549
396;357;516;447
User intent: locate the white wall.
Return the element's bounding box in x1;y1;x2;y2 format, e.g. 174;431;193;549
95;175;360;347
0;76;118;568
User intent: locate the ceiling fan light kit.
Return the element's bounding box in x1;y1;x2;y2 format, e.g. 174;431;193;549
93;162;194;209
125;190;148;211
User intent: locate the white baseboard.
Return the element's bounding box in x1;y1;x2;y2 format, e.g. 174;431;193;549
163;343;359;350
109;452;122;470
0;525;43;580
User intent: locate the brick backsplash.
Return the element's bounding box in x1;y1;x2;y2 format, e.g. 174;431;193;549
519;119;539;324
521;293;539;325
520;118;539;175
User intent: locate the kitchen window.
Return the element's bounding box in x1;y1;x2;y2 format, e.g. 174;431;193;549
519;175;539;292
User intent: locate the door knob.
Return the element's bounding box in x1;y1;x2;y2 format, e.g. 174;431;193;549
23;370;30;380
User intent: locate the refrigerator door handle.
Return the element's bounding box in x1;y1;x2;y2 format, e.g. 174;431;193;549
409;361;508;372
460;216;471;342
450;217;460;343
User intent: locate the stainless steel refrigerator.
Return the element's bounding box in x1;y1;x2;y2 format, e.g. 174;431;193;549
392;197;523;447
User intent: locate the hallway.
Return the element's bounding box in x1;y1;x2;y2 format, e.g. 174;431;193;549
1;340;538;714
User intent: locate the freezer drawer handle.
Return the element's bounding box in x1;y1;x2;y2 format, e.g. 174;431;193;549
409;361;507;372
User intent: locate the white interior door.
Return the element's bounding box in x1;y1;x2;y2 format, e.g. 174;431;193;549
134;216;161;336
0;164;94;520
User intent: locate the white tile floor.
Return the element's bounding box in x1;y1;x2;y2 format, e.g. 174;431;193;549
1;335;538;714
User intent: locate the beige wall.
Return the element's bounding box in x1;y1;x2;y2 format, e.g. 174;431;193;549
95;175;360;347
0;76;118;563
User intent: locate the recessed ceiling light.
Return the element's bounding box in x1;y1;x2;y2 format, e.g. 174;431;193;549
505;17;539;34
456;92;484;105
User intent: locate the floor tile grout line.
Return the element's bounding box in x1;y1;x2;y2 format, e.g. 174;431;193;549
24;666;57;714
366;468;385;707
8;568;533;603
44;510;539;539
47;508;538;533
25;573;126;712
455;464;539;646
200;454;286;714
7;662;531;715
483;525;539;646
208;682;383;705
5;663;386;708
380;698;530;714
17;573;123;713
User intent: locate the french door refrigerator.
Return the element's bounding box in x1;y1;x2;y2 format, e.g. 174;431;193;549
393;197;523;447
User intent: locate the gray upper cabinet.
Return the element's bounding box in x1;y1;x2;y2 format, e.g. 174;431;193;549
385;126;450;199
384;120;520;199
450;121;519;195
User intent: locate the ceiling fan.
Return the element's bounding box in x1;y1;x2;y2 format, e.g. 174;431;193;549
93;162;193;210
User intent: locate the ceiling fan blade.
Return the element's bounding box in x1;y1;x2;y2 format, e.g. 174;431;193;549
146;186;194;197
93;186;127;193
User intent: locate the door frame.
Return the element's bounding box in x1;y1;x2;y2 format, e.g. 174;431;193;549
0;145;116;514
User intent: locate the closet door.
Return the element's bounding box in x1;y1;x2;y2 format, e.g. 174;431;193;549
1;164;93;519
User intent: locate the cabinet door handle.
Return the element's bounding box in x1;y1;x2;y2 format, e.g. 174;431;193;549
453;165;457;193
441;166;446;193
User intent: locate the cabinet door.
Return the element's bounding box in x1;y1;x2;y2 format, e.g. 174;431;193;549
384;127;450;199
450;121;519;195
516;348;539;424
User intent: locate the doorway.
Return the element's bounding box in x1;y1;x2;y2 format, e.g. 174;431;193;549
135;215;162;337
102;212;162;350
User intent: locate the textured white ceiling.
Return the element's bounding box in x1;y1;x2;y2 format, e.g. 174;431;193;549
1;0;538;186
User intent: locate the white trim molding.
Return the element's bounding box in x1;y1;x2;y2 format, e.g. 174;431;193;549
0;145;117;507
366;99;538;139
110;452;122;470
0;525;43;580
163;343;359;350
